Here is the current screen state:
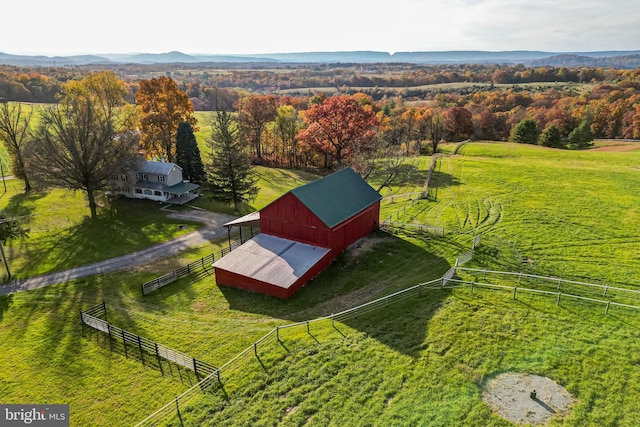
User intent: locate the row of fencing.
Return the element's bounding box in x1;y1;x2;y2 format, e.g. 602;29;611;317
453;267;640;313
133;236;477;426
380;220;445;237
80;302;217;379
141;231;258;295
134;228;640;426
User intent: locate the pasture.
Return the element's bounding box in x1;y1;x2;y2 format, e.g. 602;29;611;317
1;142;640;426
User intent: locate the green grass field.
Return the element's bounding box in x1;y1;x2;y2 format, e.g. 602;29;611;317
2;141;640;426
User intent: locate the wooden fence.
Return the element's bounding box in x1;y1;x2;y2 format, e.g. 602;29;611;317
453;267;640;313
80;303;217;378
141;231;258;295
380;220;445;237
134;235;481;426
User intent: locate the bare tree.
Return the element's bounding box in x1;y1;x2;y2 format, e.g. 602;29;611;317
28;71;139;218
0;101;33;192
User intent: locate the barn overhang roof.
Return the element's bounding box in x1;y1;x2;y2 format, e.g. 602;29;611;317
223;211;261;228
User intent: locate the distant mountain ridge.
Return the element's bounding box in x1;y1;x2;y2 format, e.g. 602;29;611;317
1;50;640;67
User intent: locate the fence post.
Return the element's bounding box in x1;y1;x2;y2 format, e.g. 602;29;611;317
102;301;107;322
276;326;280;342
603;285;609;298
175;397;181;422
141;283;146;295
306;320;310;335
156;343;164;376
106;324;113;351
193;357;198;376
254;342;258;357
556;292;561;306
137;335;144;365
557;279;561;291
121;329;128;357
605;301;610;314
513;287;517;299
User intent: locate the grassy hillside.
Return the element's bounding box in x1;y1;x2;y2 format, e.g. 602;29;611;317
151;142;640;426
2;142;640;426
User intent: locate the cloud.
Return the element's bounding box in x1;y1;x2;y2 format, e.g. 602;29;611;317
1;0;638;55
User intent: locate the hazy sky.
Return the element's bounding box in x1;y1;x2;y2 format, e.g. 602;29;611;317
3;0;638;55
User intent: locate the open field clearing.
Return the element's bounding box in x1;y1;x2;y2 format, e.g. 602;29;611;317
2;142;640;426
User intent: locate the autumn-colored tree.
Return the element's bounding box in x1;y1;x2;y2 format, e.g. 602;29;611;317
474;109;498;141
0;102;33;191
135;76;196;162
274;105;302;167
443;107;474;142
237;94;278;162
297;95;379;169
28;71;139;218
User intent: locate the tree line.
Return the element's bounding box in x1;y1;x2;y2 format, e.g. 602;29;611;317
1;66;640;223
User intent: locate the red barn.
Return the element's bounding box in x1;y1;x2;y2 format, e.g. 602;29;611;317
213;167;382;298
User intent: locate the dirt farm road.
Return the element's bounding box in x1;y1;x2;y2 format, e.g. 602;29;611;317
0;210;237;296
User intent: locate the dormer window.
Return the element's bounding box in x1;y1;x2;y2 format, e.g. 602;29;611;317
159;175;165;182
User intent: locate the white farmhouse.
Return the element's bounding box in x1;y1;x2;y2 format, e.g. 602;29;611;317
109;160;200;204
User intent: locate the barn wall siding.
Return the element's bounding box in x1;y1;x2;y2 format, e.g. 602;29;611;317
328;203;381;254
215;251;335;299
260;193;332;247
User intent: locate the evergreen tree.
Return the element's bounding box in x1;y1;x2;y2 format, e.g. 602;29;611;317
175;121;205;182
510;118;539;145
538;123;564;148
567;121;594;149
208;110;258;211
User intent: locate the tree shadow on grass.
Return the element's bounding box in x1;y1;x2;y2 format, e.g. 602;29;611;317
0;293;12;321
2;191;46;224
218;233;455;358
7;198;194;280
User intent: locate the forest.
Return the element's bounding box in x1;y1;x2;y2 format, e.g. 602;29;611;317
1;62;639;172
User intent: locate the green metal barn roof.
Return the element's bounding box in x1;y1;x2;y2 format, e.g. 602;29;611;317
290;167;381;228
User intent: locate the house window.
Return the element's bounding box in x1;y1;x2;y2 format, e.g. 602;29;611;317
135;188;143;194
121;175;128;181
135;173;140;181
142;174;148;181
112;175;118;181
158;175;165;182
143;189;152;195
154;191;162;196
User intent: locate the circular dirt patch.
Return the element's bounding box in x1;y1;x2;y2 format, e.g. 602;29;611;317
482;373;573;425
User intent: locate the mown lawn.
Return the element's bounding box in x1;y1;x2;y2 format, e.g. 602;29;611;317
175;285;640;427
165;142;640;426
0;185;202;280
2;142;640;426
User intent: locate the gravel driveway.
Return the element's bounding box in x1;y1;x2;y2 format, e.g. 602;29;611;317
0;209;237;296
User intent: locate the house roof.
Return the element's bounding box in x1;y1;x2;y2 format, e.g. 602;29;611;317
138;160;181;176
213;233;330;289
288;167;381;228
166;181;199;195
